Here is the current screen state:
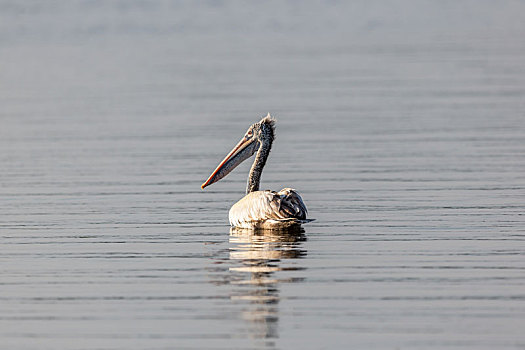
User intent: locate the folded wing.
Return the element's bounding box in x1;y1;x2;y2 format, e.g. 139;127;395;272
229;188;308;228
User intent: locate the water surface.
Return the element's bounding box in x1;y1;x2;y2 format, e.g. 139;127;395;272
1;1;525;349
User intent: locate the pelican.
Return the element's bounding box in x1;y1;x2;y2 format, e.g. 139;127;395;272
201;114;312;230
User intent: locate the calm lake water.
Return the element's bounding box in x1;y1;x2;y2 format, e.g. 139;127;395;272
1;1;525;349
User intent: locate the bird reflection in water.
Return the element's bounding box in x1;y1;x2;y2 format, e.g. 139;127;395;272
227;227;307;341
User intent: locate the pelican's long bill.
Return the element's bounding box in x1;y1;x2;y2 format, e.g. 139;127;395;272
201;135;259;189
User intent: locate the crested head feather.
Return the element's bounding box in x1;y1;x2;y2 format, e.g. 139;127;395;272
260;112;276;130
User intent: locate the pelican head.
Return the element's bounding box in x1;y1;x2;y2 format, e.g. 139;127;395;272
201;113;276;189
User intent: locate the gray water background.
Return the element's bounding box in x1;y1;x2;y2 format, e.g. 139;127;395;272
1;1;525;349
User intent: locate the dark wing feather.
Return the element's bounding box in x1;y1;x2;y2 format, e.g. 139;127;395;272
275;188;307;220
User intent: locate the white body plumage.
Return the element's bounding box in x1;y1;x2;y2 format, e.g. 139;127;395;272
229;188;309;229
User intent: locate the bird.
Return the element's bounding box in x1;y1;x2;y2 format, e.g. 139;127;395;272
201;113;312;230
